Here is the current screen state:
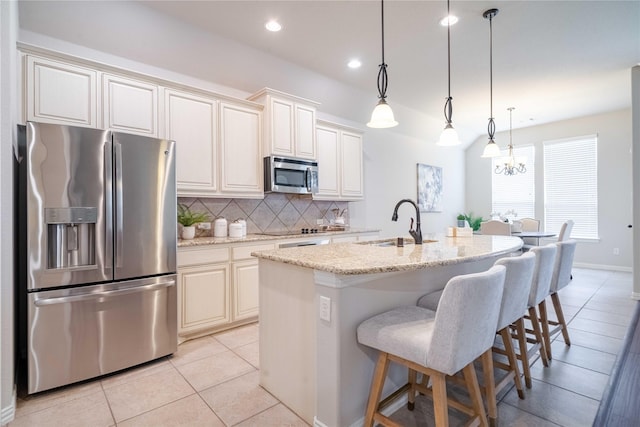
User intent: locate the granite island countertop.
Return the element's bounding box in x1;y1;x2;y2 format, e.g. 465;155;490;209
252;234;523;275
177;228;379;247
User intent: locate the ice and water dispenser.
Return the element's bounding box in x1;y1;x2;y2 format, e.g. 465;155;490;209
45;207;97;269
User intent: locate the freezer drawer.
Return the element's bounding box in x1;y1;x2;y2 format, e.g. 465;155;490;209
27;275;177;394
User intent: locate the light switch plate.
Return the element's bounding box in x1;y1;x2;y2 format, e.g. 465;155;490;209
319;296;331;322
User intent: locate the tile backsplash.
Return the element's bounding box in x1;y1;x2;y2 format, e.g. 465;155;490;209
178;194;350;238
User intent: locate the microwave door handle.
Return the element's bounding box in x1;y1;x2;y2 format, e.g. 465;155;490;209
114;142;123;269
306;168;311;192
104;143;113;269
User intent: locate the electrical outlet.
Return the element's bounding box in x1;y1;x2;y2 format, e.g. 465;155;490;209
197;222;211;230
613;248;620;255
319;296;331;322
316;218;324;225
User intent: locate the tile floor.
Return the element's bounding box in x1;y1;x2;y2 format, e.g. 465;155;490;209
9;268;636;427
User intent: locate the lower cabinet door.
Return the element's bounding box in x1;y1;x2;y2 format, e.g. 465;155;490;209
232;260;260;321
178;263;230;335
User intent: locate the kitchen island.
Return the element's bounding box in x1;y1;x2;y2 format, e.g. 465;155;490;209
252;234;522;427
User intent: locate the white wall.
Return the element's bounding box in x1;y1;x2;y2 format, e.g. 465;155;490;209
466;109;633;270
0;1;18;424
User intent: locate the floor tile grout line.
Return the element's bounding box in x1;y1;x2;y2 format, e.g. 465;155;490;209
498;400;565;427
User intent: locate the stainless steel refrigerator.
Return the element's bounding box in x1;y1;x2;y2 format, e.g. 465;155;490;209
17;121;177;394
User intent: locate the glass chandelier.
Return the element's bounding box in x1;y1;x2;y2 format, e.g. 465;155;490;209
367;0;398;128
495;107;527;175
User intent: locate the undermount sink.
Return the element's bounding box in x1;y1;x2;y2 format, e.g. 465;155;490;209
359;238;438;247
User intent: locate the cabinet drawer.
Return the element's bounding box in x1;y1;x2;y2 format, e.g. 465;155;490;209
178;247;229;267
232;243;276;261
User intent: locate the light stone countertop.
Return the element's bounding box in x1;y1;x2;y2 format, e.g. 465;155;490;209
251;234;523;275
177;228;379;248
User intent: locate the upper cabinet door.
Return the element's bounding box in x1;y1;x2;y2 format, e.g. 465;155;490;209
103;74;158;137
271;98;294;156
219;101;263;197
248;88;319;160
164;89;218;197
341;131;364;199
315;125;340;198
26;56;98;127
294;104;316;159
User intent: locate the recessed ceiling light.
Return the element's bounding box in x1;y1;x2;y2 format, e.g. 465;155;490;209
439;15;458;26
347;59;362;69
265;20;282;32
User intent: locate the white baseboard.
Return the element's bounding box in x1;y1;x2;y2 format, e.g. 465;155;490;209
313;393;408;427
573;262;632;272
0;386;16;426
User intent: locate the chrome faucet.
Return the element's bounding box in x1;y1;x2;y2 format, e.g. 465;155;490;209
391;199;423;244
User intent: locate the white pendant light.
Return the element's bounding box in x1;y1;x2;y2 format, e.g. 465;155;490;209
437;0;460;146
367;0;398;128
480;8;500;158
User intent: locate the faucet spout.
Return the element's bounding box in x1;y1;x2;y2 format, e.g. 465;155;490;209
391;198;423;244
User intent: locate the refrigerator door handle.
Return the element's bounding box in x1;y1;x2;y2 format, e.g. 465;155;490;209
33;280;176;306
114;142;124;268
104;143;113;269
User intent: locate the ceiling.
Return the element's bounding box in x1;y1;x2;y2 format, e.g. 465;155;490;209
25;1;640;144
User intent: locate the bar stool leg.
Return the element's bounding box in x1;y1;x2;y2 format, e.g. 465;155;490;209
408;368;417;410
481;349;498;426
463;363;489;427
539;300;552;360
431;371;450;427
364;352;390;427
551;292;572;345
514;318;532;389
528;306;549;367
500;327;524;399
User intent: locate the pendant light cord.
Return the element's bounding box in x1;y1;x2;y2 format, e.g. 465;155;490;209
377;0;389;101
485;9;497;141
444;0;453;125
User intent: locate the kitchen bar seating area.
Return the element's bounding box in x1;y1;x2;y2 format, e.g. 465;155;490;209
7;267;635;426
2;1;639;426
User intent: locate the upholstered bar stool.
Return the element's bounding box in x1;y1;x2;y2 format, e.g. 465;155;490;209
540;239;577;359
417;253;536;425
486;253;536;402
357;266;506;427
518;244;557;388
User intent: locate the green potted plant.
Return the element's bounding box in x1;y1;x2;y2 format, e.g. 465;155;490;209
177;203;211;240
463;213;485;232
456;214;466;227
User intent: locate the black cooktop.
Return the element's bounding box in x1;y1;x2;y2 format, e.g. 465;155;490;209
259;228;326;236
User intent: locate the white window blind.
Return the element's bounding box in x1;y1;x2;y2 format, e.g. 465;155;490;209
491;145;535;220
543;135;598;239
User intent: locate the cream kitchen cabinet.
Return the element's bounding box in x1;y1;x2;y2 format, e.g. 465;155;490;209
25;55;98;127
177;241;274;342
315;120;364;200
102;74;158;137
249;88;319;160
165;91;263;198
231;243;275;321
219;101;263;197
177;246;230;341
164;89;219;196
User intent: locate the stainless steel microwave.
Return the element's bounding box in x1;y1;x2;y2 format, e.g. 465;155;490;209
264;156;318;194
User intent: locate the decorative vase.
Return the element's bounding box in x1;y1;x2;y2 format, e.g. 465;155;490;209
181;225;196;240
457;220;466;227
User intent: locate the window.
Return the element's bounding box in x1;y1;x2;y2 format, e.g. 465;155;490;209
491;145;535;220
543;135;598;239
